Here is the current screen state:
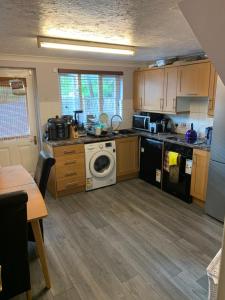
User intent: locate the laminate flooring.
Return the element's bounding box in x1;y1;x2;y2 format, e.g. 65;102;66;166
13;179;223;300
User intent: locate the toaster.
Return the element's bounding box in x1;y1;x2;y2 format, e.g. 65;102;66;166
149;122;163;134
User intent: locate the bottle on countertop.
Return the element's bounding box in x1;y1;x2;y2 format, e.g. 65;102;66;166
185;123;197;143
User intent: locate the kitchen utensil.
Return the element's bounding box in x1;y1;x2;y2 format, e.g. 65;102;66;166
185;123;197;143
99;113;109;125
74;110;83;126
95;126;101;136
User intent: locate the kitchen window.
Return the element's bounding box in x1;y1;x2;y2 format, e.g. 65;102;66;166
58;69;123;122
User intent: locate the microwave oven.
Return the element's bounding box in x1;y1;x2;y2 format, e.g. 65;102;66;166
132;115;150;131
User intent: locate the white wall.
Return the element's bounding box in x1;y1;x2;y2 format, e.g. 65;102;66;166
0;54;138;136
167;98;214;137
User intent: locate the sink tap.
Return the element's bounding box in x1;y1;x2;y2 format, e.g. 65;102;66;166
110;114;123;131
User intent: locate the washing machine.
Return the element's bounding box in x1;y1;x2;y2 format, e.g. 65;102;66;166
85;140;116;191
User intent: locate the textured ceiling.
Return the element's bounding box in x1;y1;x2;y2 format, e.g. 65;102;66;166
0;0;202;62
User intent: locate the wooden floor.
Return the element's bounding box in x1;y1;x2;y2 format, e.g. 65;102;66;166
14;179;223;300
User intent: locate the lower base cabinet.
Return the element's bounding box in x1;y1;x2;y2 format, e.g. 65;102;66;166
116;136;140;182
45;138;210;204
191;149;210;207
44;137;140;197
44;143;86;198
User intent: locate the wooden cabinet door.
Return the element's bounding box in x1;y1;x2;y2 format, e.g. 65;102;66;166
143;68;164;112
177;62;211;97
163;67;178;113
133;71;144;110
177;64;198;96
197;62;211;96
191;149;210;202
116;136;139;181
208;63;218;116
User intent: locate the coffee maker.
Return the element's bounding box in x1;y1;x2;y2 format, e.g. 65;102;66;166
47;116;70;140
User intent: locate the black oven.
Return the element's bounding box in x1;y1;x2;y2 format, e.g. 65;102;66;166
162;142;193;203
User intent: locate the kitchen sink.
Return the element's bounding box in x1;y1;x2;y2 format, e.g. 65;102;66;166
118;129;136;134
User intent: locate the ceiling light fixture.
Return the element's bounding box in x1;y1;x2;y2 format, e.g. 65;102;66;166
37;36;135;56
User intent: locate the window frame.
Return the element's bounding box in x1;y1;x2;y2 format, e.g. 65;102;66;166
58;69;124;121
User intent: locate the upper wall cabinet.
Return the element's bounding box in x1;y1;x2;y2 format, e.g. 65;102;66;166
133;60;217;115
163;66;178;113
133;71;144;110
177;62;211;97
143;68;164;112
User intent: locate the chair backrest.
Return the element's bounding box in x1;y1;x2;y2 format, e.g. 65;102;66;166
0;191;30;300
34;151;55;198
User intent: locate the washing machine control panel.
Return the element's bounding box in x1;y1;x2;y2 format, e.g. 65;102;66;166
105;142;112;148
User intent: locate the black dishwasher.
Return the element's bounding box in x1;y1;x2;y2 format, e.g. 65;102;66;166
140;137;163;188
162;142;193;203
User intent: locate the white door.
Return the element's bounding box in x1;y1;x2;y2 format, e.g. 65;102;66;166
0;68;39;174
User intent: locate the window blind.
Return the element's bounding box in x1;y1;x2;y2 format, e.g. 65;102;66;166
0;78;30;140
59;70;123;123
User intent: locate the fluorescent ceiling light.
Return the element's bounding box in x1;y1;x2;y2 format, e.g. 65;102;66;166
37;36;135;56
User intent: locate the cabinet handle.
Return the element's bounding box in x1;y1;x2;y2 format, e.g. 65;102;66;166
187;93;198;96
173;98;176;110
160;98;164;110
65;172;77;177
64;150;76;155
209;98;214;110
66;182;79;188
179;70;182;92
64;160;77;165
140;96;142;108
192;155;197;165
208;99;212;110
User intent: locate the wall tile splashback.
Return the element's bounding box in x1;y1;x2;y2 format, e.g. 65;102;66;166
167;98;214;138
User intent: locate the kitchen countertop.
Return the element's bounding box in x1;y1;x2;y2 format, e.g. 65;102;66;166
44;130;211;151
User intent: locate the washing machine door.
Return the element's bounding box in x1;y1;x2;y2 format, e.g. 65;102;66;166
90;150;115;178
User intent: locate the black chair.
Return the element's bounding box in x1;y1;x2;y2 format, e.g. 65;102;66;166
0;191;31;300
28;151;55;241
34;151;56;198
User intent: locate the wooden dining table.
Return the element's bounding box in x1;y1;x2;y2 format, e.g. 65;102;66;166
0;165;51;289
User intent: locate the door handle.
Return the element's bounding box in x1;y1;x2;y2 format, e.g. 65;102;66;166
33;136;37;145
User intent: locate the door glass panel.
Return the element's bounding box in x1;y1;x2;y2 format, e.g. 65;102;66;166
94;155;110;173
0;78;30;139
